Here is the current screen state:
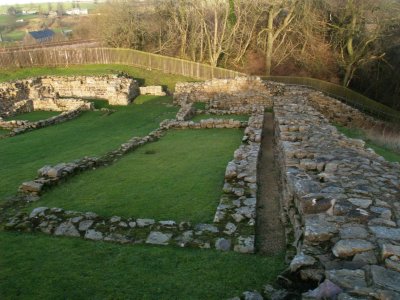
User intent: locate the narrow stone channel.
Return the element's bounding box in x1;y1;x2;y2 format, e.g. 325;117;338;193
256;112;286;255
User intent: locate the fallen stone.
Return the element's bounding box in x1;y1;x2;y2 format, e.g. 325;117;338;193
146;231;172;245
29;207;48;218
234;236;254;254
371;265;400;293
325;269;367;289
290;252;316;272
242;291;263;300
54;222;80;237
332;239;375;258
215;238;231;251
84;229;103;241
110;216;121;223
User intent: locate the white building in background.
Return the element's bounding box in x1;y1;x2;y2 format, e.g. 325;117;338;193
65;8;88;15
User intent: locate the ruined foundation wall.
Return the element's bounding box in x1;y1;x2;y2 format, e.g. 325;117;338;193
0;75;139;116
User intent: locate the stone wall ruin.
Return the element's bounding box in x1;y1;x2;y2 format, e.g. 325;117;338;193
0;75;139;117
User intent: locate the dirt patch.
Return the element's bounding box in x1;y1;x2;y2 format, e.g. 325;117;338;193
256;112;286;255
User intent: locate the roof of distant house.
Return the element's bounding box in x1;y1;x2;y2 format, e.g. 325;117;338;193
28;29;55;40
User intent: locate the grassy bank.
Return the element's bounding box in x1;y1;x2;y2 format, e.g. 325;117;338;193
336;125;400;163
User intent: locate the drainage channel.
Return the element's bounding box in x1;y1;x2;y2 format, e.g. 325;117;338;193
256;112;286;255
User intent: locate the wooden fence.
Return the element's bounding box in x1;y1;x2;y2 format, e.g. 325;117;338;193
0;47;243;80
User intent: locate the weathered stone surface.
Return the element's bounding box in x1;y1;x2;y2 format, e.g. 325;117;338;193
54;222;80;237
29;207;48;218
385;257;400;272
347;198;373;209
20;181;43;193
84;229;103;241
339;226;369;239
242;291;263;300
290;252;316;272
78;220;94;231
370;226;400;241
146;231;172;245
304;214;338;243
136;219;155;227
303;279;343;299
325;269;367;289
352;251;377;265
195;224;219;233
371;265;400;292
234;236;254;254
215;238;231;251
332;239;375;258
381;243;400;259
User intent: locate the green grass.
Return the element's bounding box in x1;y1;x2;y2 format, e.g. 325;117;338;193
0;128;9;136
192;114;249;122
336;125;400;162
0;232;285;300
0;96;178;201
0;65;197;92
5;111;59;122
28;129;243;223
3;30;25;41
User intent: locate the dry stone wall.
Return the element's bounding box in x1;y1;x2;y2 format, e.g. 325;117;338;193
274;93;400;299
174;77;284;113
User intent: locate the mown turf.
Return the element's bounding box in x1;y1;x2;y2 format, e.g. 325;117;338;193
5;110;59;122
28;129;243;223
192;114;249;122
0;232;285;300
0;128;9;136
0;96;178;201
336;125;400;163
0;64;196;92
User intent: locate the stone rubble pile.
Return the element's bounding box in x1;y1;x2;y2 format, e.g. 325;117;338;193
274;94;400;299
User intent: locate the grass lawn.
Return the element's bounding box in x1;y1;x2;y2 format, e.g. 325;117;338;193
192;114;250;122
0;96;178;201
336;125;400;163
3;30;25;41
0;128;9;136
0;232;285;300
5;110;59;122
0;64;196;92
28;129;243;223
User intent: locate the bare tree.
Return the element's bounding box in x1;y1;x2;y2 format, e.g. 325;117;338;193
257;0;299;75
327;0;397;87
